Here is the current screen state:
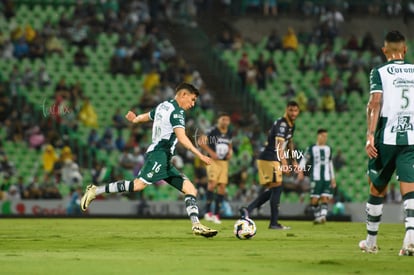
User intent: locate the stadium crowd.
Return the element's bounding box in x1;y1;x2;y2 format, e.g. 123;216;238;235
2;0;410;214
0;0;263;210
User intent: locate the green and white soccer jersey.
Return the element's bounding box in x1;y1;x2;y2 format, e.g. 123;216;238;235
300;144;335;197
370;60;414;145
147;99;185;155
301;145;335;181
136;99;187;188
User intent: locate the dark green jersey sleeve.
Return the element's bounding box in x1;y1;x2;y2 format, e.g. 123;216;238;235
369;67;382;92
149;108;156;120
170;109;185;129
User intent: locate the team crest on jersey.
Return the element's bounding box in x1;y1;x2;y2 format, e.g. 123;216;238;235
391;116;414;133
147;172;154;178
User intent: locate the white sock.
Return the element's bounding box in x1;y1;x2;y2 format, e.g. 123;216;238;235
96;186;105;195
403;198;414;248
366;203;383;247
320;203;328;217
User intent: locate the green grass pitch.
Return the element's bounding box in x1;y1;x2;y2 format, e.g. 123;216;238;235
0;218;411;275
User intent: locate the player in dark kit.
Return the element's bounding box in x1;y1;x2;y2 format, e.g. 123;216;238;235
198;112;233;224
240;101;302;229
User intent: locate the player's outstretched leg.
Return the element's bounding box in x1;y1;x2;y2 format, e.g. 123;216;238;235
80;180;135;211
80;185;97;211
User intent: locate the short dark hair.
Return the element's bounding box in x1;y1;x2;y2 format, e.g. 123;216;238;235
385;30;405;43
317;128;328;134
286;100;299;108
175;82;199;96
217;112;230;120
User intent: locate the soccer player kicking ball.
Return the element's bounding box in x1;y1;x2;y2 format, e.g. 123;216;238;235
360;30;414;255
80;83;218;238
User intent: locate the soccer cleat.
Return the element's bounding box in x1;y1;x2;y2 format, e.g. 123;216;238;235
313;216;326;225
239;207;249;219
80;184;97;211
269;223;291;230
212;214;222;224
359;240;378;254
204;212;214;222
399;244;414;256
192;222;218;238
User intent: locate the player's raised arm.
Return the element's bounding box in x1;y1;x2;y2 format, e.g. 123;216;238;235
125;111;151;124
175;127;212;165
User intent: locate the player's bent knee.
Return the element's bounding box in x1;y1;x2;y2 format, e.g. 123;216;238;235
182;180;197;196
133;178;147;191
320;196;330;203
207;181;217;190
311;197;319;205
269;182;282;188
217;184;226;194
400;183;414;197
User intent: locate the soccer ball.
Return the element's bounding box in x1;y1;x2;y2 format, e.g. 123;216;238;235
234;218;257;240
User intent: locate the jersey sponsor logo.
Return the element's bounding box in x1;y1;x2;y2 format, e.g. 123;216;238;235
391;116;414;133
173;114;184;119
216;137;231;143
387;66;414;75
393;78;414;88
159;103;171;111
